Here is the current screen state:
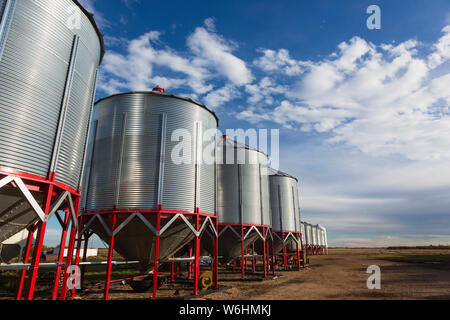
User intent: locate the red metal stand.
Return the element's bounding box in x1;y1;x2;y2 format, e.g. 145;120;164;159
51;210;70;300
78;206;218;300
0;169;81;301
15;223;35;300
218;224;273;279
273;230;304;270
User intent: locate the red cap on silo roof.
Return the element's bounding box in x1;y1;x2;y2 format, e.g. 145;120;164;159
152;86;165;93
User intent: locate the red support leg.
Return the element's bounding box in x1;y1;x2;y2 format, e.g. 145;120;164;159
296;233;301;270
241;226;245;280
70;209;83;299
16;225;35;300
214;218;219;290
59;200;81;300
152;209;161;299
263;234;267;278
193;212;201;295
171;254;175;283
80;231;90;289
188;245;193;280
282;232;287;270
52;210;70;300
271;237;275;275
104;213;117;300
252;243;256;273
24;184;54;300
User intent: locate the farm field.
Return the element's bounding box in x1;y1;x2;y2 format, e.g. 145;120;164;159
2;248;449;300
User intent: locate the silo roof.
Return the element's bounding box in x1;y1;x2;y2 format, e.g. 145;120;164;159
94;91;219;125
219;136;269;157
268;168;299;182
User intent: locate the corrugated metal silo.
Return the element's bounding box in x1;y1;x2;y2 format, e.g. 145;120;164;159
215;135;272;277
81;90;218;271
269;171;303;269
0;0;103;300
0;0;103;242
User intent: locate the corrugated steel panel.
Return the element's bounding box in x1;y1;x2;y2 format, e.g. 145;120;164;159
0;0;101;188
0;0;102;240
84;92;218;214
217;138;271;226
270;174;301;232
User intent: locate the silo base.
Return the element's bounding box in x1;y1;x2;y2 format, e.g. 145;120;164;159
78;207;219;300
213;224;275;280
272;231;305;270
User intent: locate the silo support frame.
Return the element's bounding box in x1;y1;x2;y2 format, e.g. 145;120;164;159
0;170;81;301
79;208;219;300
272;231;304;270
218;224;274;279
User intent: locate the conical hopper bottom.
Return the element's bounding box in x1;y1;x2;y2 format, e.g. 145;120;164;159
202;227;261;265
0;186;44;243
273;237;298;255
90;215;197;273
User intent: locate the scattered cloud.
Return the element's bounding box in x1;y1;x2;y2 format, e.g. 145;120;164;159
238;26;450;161
329;235;450;248
99;18;252;107
253;48;306;76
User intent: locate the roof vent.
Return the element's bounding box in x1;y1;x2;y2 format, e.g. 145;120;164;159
152;86;165;93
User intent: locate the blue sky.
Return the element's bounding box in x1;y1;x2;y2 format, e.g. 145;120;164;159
45;0;450;248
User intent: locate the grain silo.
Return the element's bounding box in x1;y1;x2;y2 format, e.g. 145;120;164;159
215;135;273;279
304;223;313;255
300;222;308;262
318;224;328;255
311;225;319;255
0;0;103;300
269;171;304;270
79;89;219;299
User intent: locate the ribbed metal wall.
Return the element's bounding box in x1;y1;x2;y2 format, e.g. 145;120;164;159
312;225;318;245
301;222;305;243
216;138;271;226
83;92;218;214
269;174;301;232
305;223;312;245
0;0;102;190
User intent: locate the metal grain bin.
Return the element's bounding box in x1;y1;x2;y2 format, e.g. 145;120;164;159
215;136;271;263
82;91;218;271
0;0;103;242
311;225;318;246
318;224;328;254
269;171;301;253
300;222;305;244
305;223;312;246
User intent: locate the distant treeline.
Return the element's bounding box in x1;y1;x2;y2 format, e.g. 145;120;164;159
386;245;450;250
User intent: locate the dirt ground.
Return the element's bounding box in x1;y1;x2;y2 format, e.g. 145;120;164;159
3;248;450;300
198;248;450;300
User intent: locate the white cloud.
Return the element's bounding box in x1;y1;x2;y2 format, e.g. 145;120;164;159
187;23;253;86
428;25;450;68
204;85;239;108
99;19;252;107
239;26;450;161
254;48;306;76
245;77;287;105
